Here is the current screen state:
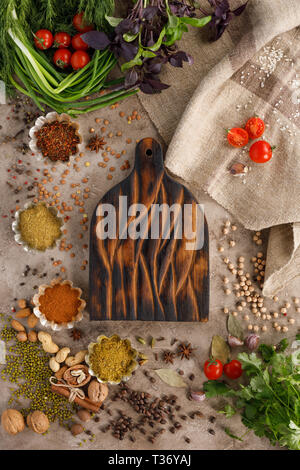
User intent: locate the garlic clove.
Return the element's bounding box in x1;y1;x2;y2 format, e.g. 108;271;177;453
228;335;244;347
190;391;206;402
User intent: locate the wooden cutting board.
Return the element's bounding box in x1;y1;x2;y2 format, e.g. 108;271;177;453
89;138;209;321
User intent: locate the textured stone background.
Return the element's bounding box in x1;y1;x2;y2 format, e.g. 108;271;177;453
0;92;298;450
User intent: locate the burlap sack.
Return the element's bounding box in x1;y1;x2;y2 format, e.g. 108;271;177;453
138;0;300;296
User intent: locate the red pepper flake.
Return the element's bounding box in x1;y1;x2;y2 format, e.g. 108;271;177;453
35;120;80;162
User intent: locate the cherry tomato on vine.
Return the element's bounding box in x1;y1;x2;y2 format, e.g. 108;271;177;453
245;117;265;139
249;140;275;163
53;32;71;49
53;49;72;69
224;360;242;379
71;33;89;51
73;12;94;33
204;359;223;380
227;127;249;148
71;50;90;70
34;29;53;50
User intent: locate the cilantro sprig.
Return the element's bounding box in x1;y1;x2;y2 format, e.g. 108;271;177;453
204;339;300;450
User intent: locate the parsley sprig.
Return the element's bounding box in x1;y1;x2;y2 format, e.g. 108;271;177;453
204;338;300;450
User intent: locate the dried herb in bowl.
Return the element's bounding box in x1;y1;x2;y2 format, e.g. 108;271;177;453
35;120;80;162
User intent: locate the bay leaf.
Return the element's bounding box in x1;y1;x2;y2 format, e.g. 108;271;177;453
211;335;230;364
154;369;187;388
227;313;244;341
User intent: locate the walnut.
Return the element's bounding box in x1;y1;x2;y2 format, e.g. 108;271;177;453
26;410;49;434
87;380;108;403
1;409;25;435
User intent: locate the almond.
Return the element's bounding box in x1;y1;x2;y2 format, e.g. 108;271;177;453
17;299;27;309
15;307;31;318
16;332;27;342
28;331;37;342
27;313;38;328
11;319;25;332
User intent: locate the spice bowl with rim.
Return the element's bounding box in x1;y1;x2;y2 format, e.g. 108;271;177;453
32;279;86;331
29;111;83;163
86;334;139;385
12;201;64;253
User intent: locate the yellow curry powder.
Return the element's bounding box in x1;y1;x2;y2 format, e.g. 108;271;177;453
89;336;135;382
38;284;81;324
18;203;62;251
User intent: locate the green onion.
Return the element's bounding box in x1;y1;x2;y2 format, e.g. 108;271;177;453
5;10;137;115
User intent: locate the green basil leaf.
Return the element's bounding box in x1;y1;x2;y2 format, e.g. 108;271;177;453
146;27;166;51
123;32;139;42
142;50;156;58
167;14;180;29
105;15;123;27
121;52;143;72
180;15;212;28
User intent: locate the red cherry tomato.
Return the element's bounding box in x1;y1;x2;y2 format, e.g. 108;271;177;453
227;128;249;148
71;33;89;51
204;359;223;380
34;29;53;50
245;117;265;139
73;12;94;33
224;360;242;379
71;50;90;70
53;32;71;49
53;49;72;69
249;140;274;163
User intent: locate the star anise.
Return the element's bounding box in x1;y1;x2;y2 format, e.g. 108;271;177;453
177;343;194;360
69;328;83;341
86;134;106;153
163;350;175;364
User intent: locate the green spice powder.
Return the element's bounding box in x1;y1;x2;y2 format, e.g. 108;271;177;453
89;336;135;383
18;203;62;251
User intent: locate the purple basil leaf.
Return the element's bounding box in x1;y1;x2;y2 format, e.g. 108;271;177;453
81;31;111;50
115;19;134;34
146;59;164;74
119;42;139;61
125;69;139;88
140;82;157;94
143;6;158;20
145;78;170;91
233;1;248;16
